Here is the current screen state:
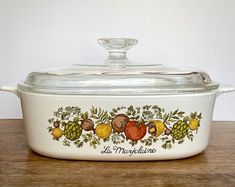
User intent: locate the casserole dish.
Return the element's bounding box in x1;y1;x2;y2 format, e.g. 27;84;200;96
1;38;234;160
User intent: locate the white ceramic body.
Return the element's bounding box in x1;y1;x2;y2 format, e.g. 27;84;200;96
18;90;217;161
1;84;234;161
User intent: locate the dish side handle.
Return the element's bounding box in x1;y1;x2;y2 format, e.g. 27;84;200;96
0;86;19;97
217;84;235;97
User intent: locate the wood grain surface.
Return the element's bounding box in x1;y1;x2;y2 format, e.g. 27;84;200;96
0;120;235;187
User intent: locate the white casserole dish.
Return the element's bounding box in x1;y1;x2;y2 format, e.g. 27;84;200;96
1;38;234;160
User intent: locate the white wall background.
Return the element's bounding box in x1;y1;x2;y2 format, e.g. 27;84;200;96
0;0;235;120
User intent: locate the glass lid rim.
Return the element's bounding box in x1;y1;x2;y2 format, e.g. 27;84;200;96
18;81;220;95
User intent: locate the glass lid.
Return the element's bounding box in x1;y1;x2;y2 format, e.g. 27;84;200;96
19;38;219;95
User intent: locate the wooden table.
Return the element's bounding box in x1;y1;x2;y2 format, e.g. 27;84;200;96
0;120;235;187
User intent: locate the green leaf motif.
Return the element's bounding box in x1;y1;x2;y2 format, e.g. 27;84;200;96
178;111;185;117
173;109;179;115
163;113;168;122
183;116;189;122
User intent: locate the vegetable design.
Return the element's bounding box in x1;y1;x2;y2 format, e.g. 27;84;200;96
147;120;165;137
48;105;202;149
95;123;112;139
171;120;189;140
124;121;146;141
111;114;129;133
81;119;95;131
51;127;63;140
63;121;82;141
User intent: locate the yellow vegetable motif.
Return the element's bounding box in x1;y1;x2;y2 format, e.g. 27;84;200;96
148;120;165;137
51;128;63;140
95;123;112;139
189;118;199;130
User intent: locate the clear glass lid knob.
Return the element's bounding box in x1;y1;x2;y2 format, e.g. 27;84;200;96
98;38;138;68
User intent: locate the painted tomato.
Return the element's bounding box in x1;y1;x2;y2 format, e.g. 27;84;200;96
124;121;147;141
